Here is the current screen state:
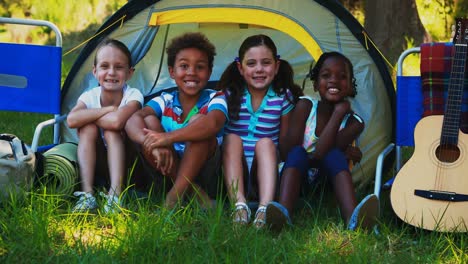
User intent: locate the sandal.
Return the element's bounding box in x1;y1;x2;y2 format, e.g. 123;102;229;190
348;194;379;231
253;205;267;229
232;202;251;225
266;201;292;232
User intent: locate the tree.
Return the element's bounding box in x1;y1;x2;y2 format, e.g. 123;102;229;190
364;0;429;66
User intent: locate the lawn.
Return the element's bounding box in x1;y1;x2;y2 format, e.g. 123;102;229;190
0;115;466;263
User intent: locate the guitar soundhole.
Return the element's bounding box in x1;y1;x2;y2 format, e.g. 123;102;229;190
435;144;460;162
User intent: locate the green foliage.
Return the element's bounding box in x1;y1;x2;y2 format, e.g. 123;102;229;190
417;0;455;41
0;0;126;32
400;36;421;77
30;0;125;34
0;0;126;49
454;0;468;18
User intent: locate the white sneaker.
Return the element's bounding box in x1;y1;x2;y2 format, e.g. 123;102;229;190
72;192;97;212
101;192;122;214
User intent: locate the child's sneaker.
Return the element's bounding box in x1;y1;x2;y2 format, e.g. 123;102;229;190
72;192;97;212
101;192;122;214
348;194;379;231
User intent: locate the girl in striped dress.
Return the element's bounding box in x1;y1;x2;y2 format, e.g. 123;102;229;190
216;34;302;228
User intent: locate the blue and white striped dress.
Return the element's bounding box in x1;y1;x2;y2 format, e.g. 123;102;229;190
225;86;294;171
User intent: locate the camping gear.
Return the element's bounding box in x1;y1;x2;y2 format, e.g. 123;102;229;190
376;41;468;191
60;0;395;190
0;134;36;199
375;32;468;232
0;17;65;153
38;142;79;196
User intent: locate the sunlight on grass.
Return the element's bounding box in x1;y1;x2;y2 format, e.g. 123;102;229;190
1;186;468;262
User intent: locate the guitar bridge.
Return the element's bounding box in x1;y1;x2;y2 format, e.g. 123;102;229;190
414;189;468;202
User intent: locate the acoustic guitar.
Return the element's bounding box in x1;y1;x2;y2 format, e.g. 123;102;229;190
390;18;468;232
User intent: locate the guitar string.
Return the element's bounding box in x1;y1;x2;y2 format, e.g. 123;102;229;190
436;42;467;191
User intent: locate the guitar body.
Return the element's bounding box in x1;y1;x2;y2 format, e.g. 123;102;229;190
391;115;468;232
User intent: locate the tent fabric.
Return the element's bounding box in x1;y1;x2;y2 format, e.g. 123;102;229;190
60;0;395;190
147;7;323;59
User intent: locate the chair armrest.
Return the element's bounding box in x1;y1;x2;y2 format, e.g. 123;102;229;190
374;143;395;198
31;114;67;152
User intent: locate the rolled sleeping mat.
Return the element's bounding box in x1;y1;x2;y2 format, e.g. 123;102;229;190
39;142;79;196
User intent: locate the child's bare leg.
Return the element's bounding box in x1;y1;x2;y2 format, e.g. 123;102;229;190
180;133;217;209
223;134;250;223
103;130;125;197
255;137;277;206
77;123;99;194
331;170;357;224
278;146;309;214
165;138;215;209
266;146;308;231
223;134;247;203
189;182;213;209
253;138;277;227
321;148;358;225
278;167;302;214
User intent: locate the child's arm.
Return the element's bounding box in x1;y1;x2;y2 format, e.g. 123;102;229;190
144;109;226;149
313;100;352;160
94;101;141;131
67;101;117;129
126;106;164;145
279;98;311;160
143;91;228;149
335;115;364;150
125;105;174;175
344;145;363;164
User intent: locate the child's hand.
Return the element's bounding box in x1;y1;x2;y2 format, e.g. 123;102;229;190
152;147;174;176
142;128;172;148
334;100;351;116
142;144;174;176
104;105;119;113
345;145;362;164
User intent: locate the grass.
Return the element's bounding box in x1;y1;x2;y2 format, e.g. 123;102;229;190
0;112;54;144
1;179;467;263
0;116;468;263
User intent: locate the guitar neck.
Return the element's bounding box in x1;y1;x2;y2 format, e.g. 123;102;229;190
441;22;468;145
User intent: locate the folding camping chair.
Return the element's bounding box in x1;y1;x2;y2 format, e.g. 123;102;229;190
0;17;65;152
373;47;422;198
374;41;467;198
369;45;434;234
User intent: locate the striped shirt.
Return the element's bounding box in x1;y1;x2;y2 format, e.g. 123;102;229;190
146;89;228;156
225;86;294;169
